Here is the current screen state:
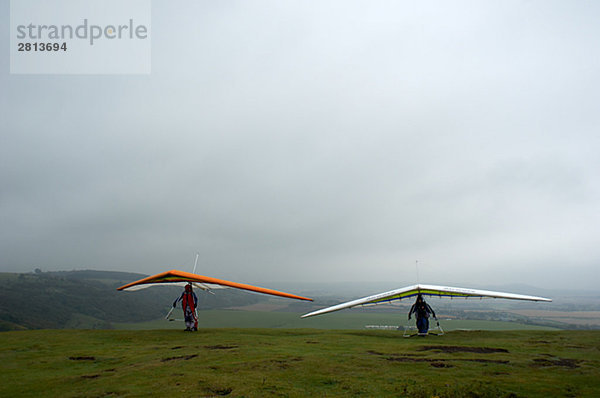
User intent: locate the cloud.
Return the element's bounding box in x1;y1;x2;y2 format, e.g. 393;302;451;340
1;1;599;289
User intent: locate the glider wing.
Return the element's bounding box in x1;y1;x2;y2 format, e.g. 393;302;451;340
117;269;312;301
301;284;551;318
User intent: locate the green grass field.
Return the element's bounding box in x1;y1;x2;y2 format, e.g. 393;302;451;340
1;328;598;397
113;309;559;331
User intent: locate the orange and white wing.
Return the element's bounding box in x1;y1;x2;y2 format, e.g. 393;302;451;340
117;269;312;301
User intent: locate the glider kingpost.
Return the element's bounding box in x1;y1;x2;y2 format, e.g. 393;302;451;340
117;269;312;301
302;284;551;318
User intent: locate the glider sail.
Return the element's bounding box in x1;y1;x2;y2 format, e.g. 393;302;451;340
117;269;312;301
301;284;551;318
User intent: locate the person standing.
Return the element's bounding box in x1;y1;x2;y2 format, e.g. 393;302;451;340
173;283;198;331
408;294;436;334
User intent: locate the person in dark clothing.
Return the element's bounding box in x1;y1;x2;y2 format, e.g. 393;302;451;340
173;283;198;331
408;294;436;334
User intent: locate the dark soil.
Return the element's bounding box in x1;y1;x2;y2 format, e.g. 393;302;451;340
206;387;232;396
204;345;238;350
384;356;508;364
430;362;453;368
531;357;581;369
161;354;198;362
418;345;509;354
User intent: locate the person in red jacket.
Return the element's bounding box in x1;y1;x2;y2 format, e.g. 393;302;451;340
173;283;198;331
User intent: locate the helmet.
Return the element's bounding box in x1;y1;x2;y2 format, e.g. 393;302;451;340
185;283;192;292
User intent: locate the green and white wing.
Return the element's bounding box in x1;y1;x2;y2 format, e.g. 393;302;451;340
301;284;551;318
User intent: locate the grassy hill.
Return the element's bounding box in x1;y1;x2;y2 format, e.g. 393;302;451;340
1;329;598;397
0;271;264;330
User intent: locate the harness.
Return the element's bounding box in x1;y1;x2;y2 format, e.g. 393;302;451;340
182;292;197;321
415;303;430;318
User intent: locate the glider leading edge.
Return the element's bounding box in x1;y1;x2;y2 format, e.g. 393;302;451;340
301;284;551;319
117;269;312;301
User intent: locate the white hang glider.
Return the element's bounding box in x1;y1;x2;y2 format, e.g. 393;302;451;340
301;284;551;318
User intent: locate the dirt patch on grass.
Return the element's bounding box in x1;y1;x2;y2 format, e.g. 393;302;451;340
81;374;100;379
384;356;508;365
367;350;420;357
249;357;304;371
198;380;233;396
268;357;303;369
485;371;510;376
170;346;183;350
531;358;581;369
69;356;95;361
418;345;509;354
367;349;509;364
431;362;453;368
466;358;509;364
205;386;232;396
204;345;238;350
161;354;198;362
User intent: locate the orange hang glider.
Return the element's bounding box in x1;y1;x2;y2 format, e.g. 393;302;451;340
117;269;312;302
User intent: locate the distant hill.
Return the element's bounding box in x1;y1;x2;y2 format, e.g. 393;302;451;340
0;270;263;331
2;271;598;331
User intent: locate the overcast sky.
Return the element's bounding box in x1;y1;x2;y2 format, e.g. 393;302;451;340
1;1;599;290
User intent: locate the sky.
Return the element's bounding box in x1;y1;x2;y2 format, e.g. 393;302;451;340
1;1;599;290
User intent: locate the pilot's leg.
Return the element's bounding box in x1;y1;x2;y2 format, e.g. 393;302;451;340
184;309;193;331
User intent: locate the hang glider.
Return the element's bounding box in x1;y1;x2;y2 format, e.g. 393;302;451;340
117;269;312;301
302;284;551;318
